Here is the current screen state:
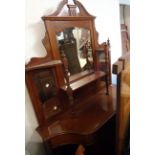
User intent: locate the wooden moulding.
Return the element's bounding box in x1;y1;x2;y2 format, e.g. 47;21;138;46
112;61;124;75
25;60;62;72
112;53;130;75
37;86;116;144
61;71;106;91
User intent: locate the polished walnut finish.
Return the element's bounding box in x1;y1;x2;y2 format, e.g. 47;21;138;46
26;0;114;154
37;86;116;148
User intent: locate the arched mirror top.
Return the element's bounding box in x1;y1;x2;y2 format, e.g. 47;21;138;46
42;0;95;18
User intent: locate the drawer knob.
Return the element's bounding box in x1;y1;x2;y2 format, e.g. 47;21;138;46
53;106;58;110
45;83;50;88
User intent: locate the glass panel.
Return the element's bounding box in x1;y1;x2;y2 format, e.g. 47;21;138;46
56;27;93;76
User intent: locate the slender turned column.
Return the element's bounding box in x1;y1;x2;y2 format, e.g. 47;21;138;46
107;38;112;84
61;51;74;105
84;41;92;71
104;43;109;95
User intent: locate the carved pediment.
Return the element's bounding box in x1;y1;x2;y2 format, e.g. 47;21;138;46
42;0;95;19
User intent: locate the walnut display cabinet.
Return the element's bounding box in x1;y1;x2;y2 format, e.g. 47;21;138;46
25;0;115;154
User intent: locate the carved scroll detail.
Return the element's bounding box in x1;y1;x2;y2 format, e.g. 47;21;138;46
42;0;95;17
42;32;53;58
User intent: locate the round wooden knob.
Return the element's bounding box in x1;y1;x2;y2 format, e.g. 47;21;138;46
53;106;58;110
45;83;50;88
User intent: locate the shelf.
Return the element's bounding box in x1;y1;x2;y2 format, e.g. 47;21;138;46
69;70;94;83
37;85;116;141
25;60;62;71
61;71;106;91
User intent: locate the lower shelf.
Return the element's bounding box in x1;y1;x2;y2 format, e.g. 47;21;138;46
37;85;116;148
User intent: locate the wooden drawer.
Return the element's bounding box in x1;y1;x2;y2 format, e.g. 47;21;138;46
33;69;58;103
43;97;62;119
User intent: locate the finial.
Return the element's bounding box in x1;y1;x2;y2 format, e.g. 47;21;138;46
107;38;110;47
67;0;77;16
67;0;75;5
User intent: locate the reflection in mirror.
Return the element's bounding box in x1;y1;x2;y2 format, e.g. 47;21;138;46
56;27;93;75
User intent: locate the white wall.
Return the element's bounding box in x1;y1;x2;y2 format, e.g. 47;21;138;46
25;0;122;154
81;0;122;65
120;5;125;24
120;5;130;36
120;0;130;5
25;0;60;64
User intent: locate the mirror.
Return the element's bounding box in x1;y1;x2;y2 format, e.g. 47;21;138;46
56;27;93;75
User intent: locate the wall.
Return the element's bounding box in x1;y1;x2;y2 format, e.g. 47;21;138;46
80;0;122;65
25;0;122;154
120;5;124;24
25;0;60;64
120;5;130;37
120;0;130;5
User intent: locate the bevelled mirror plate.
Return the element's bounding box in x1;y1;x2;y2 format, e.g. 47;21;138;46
56;27;93;76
